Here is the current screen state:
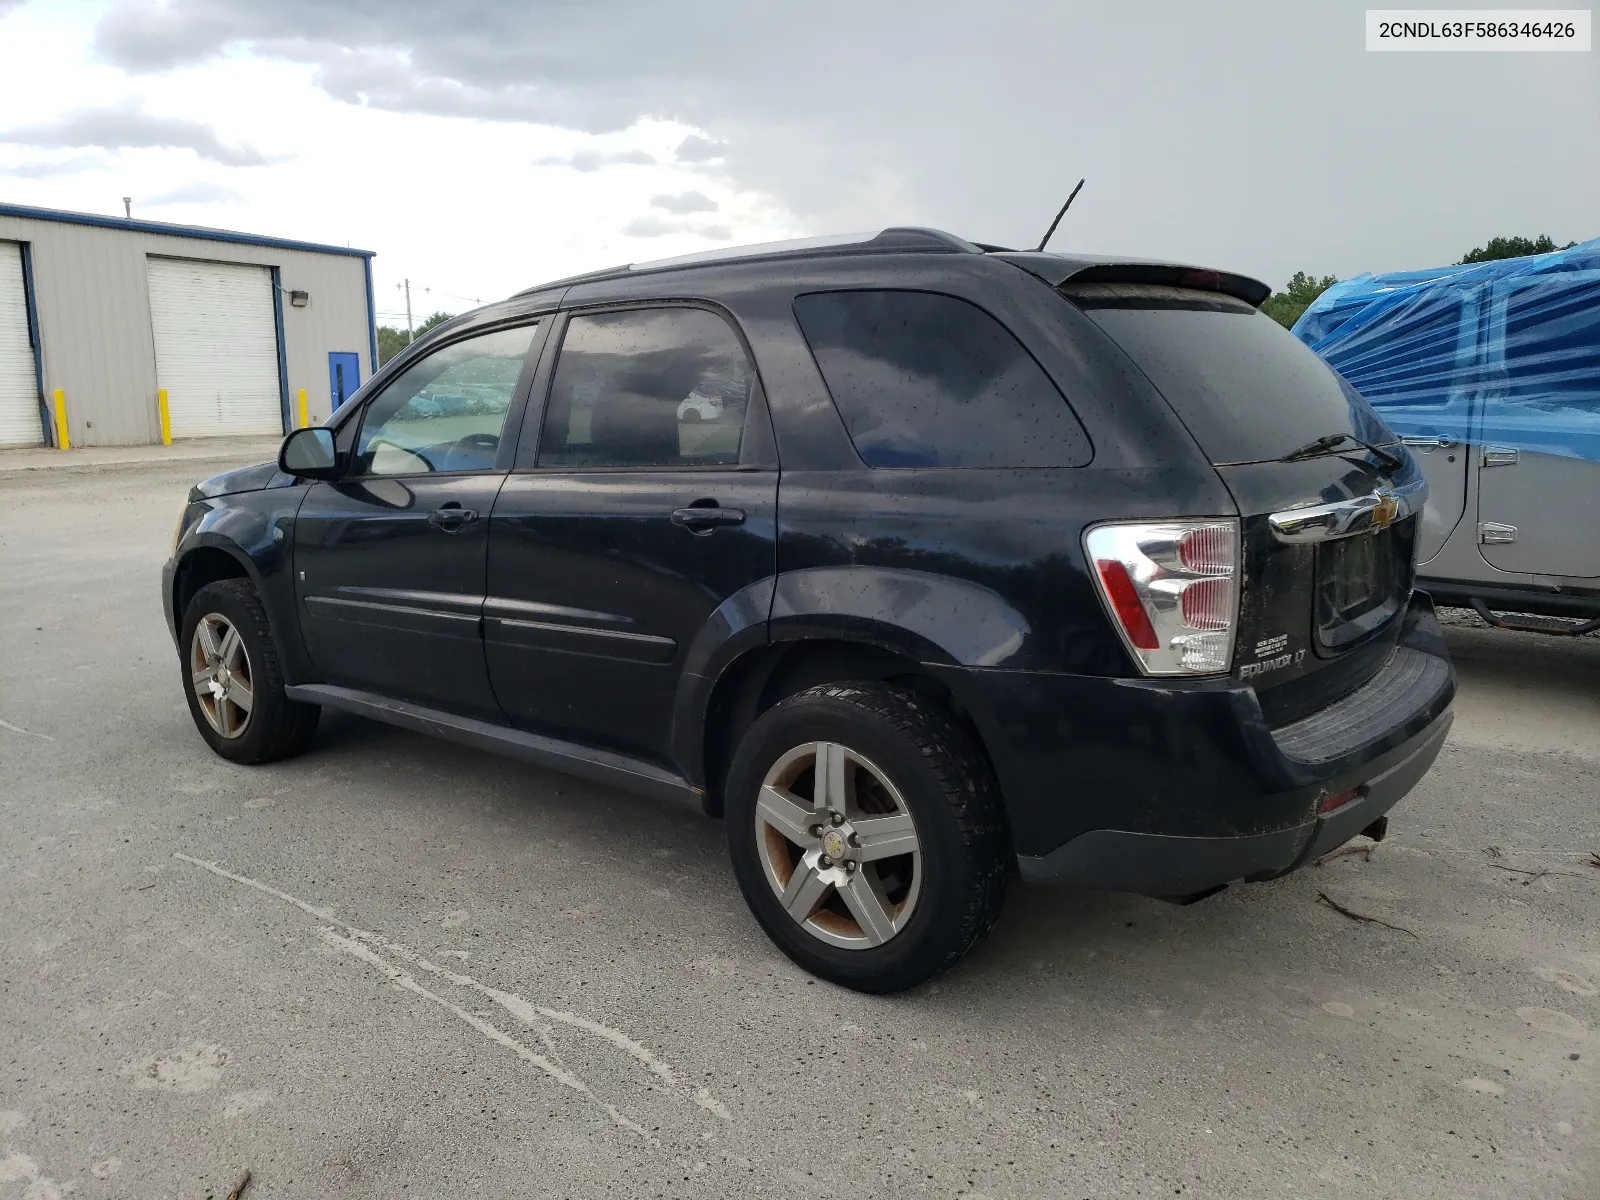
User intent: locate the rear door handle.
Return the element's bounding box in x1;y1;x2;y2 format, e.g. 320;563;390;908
671;505;746;532
428;504;479;532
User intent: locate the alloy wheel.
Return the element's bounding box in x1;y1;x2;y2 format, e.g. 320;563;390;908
190;612;254;739
754;741;922;949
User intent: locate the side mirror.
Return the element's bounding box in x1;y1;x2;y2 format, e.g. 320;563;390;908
279;427;340;480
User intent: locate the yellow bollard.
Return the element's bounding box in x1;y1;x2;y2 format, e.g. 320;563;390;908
157;388;172;445
298;388;309;429
52;388;69;450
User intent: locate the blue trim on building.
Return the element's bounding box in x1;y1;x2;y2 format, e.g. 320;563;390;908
270;266;291;434
0;201;374;259
16;241;48;444
363;255;378;374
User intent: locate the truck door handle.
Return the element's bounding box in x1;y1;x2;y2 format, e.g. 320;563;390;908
1400;435;1454;451
671;503;745;532
428;503;479;532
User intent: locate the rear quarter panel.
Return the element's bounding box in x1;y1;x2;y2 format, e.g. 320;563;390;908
727;253;1235;675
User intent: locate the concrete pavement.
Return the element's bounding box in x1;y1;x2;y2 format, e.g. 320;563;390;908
0;456;1594;1199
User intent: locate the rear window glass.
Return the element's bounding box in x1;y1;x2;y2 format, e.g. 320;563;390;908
793;289;1091;468
1068;283;1391;465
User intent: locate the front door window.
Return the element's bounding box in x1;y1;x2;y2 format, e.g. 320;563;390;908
355;325;537;475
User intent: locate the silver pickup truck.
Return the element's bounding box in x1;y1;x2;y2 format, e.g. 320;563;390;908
1295;239;1600;635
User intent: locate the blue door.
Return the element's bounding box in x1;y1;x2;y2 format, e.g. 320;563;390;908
328;351;361;410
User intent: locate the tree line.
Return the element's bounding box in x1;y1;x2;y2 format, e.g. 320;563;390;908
376;311;454;365
1261;234;1580;330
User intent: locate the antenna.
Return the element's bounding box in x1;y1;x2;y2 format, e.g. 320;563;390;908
1035;178;1085;252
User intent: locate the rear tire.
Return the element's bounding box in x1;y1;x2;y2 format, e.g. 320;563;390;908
180;579;319;765
724;682;1010;993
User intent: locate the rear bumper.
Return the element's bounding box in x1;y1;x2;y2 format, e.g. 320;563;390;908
933;593;1456;896
1014;707;1449;894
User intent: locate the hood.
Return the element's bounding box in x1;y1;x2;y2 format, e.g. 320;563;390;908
190;460;290;500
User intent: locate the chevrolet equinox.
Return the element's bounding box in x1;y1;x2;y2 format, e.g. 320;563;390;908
162;228;1455;992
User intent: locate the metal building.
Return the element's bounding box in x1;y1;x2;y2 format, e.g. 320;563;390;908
0;202;375;448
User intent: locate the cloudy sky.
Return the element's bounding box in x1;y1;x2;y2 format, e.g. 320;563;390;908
0;1;1594;326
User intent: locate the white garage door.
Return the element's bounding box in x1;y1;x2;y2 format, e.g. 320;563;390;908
0;242;42;447
147;257;282;438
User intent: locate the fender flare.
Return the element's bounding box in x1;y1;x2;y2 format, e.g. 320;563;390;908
173;512;305;681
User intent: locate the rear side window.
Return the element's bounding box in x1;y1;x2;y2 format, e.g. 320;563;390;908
538;307;752;469
1069;282;1392;465
793;289;1091;468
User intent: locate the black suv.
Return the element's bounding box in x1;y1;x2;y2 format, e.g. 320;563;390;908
162;228;1455;992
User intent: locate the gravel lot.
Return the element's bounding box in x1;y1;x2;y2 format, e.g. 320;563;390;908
1;453;1596;1200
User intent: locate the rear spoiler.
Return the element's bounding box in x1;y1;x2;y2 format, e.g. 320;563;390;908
991;252;1272;309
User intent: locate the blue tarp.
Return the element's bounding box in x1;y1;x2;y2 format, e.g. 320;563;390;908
1292;238;1600;464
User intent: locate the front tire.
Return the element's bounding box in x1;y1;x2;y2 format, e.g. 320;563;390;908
724;682;1010;993
180;579;319;764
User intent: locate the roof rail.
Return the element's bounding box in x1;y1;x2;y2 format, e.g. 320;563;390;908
514;226;980;297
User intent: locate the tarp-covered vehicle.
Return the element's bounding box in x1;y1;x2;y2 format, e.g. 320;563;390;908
1294;239;1600;629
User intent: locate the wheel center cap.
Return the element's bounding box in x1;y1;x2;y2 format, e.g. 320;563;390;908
821;828;850;861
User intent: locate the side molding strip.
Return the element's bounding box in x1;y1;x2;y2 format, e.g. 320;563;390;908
486;617;678;663
285;684;705;813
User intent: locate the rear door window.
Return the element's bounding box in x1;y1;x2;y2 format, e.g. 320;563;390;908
1496;275;1600;412
792;289;1091;468
538;307;752;469
1069;283;1392;465
1325;291;1477;410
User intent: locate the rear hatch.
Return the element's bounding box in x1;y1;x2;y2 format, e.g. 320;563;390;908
1065;280;1421;722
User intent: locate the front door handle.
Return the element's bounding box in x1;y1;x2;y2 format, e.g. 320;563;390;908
428;503;479;533
1400;435;1454;451
671;503;746;532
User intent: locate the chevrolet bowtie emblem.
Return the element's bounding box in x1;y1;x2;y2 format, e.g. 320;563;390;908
1370;487;1400;531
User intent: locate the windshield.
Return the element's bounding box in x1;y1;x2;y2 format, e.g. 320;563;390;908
1068;283;1394;465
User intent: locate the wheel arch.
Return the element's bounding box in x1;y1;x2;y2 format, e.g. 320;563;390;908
695;636;997;818
170;536;307;685
171;541;256;636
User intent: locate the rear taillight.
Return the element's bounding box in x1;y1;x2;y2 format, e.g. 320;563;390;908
1094;559;1160;649
1085;519;1240;676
